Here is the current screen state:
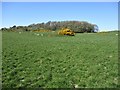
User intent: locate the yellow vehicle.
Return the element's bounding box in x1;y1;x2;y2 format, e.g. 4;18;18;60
58;28;75;36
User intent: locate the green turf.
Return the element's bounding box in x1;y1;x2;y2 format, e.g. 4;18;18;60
2;31;118;88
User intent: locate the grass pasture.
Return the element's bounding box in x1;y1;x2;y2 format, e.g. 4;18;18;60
2;31;118;88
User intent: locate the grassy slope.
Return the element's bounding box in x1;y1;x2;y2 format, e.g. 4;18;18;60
2;31;118;88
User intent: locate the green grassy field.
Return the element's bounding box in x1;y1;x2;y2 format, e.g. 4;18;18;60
2;31;118;88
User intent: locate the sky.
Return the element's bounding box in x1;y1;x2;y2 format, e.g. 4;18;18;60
2;2;118;31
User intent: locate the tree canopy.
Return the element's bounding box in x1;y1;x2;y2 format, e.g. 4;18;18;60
1;21;99;33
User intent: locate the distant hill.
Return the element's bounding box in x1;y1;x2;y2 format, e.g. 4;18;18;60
1;20;99;33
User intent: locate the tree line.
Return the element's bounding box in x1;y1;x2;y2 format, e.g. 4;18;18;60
1;21;99;33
